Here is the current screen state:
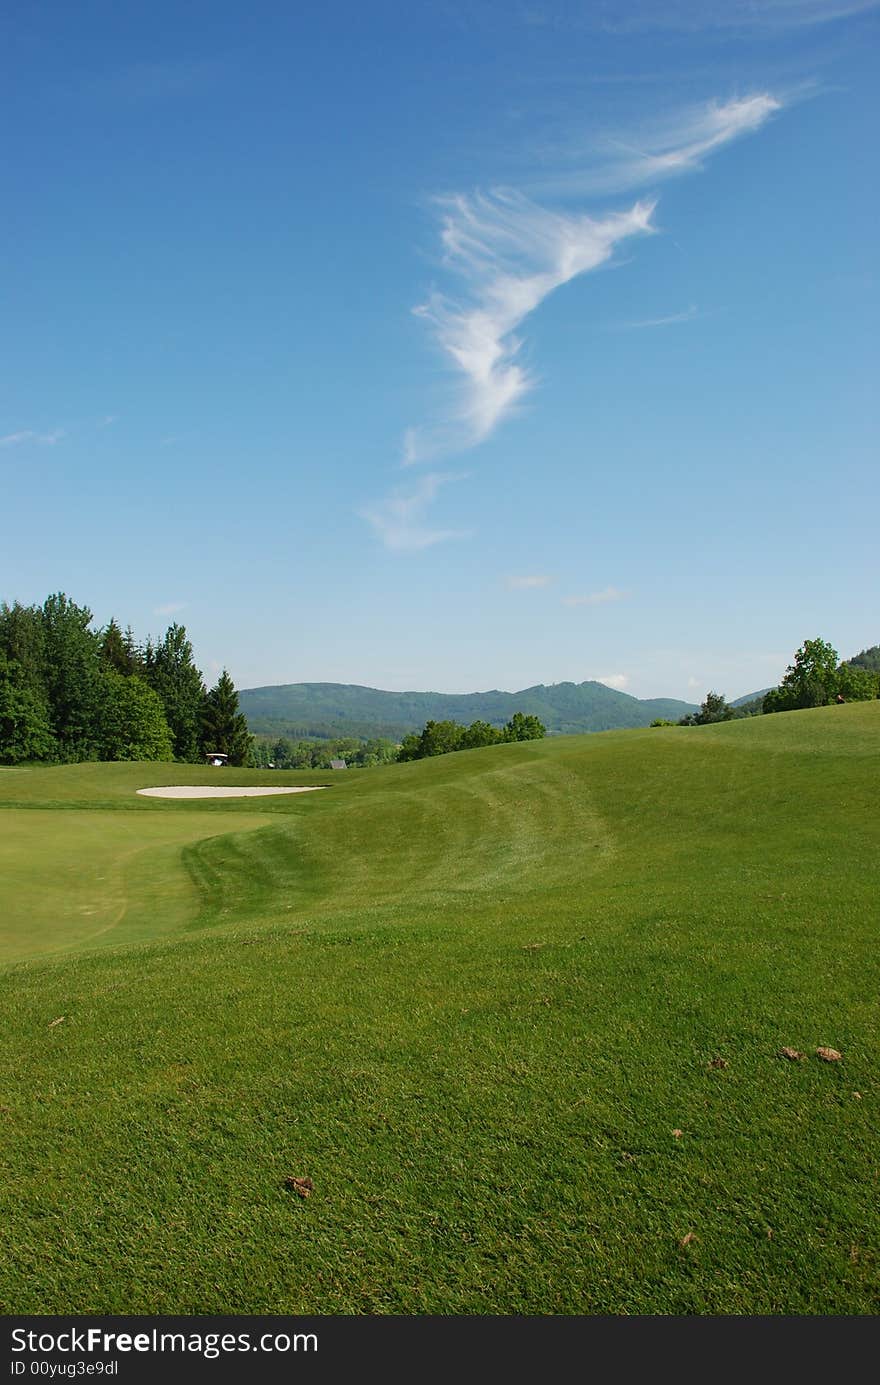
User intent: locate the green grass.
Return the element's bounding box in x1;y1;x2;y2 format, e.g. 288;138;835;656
1;705;878;1313
0;808;294;962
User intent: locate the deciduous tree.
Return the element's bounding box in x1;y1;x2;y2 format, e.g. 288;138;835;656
503;711;547;741
763;637;856;713
834;663;879;702
696;691;735;725
41;592;101;759
97;670;174;761
0;655;55;763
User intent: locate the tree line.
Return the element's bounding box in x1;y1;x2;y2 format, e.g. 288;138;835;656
250;716;546;769
397;711;546;761
0;593;251;766
651;637;880;729
0;591;546;771
250;736;398;770
760;638;878;712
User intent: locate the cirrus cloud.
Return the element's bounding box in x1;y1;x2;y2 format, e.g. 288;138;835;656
0;427;65;447
360;472;471;552
506;574;553;589
363;91;782;550
562;586;627;608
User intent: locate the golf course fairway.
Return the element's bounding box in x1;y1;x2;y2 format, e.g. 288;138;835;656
1;704;877;1314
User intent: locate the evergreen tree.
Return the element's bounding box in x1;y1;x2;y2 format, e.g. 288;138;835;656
99;618;140;675
123;626;145;676
144;623;206;761
202;670;252;766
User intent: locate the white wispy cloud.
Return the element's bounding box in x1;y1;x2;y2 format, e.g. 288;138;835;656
622;304;700;329
401;428;421;466
405;95;780;458
153;602;187;617
97;414;117;428
360;473;471;552
607;94;781;186
0;427;65;447
366;90;781;549
562;586;627;608
595;673;630;690
506;574;553;589
405;194;655;463
533;94;783;199
591;1;880;32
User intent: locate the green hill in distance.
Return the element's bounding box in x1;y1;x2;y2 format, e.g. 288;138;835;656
731;688;773;707
848;643;880;673
239;679;698;741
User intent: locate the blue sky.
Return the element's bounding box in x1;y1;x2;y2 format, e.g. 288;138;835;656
2;0;877;700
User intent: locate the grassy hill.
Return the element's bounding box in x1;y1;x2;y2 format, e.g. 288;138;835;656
1;705;878;1314
239;678;697;740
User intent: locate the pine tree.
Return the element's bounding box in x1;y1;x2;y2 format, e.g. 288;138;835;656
144;624;206;761
202;670;252;766
99;618;132;674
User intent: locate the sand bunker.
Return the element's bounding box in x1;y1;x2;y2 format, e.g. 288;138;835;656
137;786;327;799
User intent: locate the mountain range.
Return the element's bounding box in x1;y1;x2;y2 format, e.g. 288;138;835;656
239;680;699;742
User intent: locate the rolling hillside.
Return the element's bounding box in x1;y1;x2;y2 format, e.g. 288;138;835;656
1;704;878;1314
239;678;698;740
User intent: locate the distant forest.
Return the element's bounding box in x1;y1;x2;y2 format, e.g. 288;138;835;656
848;644;880;674
3;596;876;768
238;679;698;743
0;593;250;766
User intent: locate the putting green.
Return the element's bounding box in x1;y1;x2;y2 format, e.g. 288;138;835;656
0;809;274;963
